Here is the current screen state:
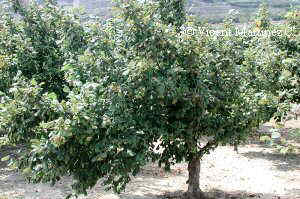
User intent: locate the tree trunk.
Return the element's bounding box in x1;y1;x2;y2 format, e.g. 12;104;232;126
234;143;238;153
187;157;201;193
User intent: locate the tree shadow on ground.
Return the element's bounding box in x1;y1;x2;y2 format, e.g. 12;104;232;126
121;189;294;199
241;150;300;172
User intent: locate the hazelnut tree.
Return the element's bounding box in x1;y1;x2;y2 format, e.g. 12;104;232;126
1;1;292;199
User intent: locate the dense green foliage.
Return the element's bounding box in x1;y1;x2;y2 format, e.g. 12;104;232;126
0;0;299;198
245;4;300;120
0;0;87;141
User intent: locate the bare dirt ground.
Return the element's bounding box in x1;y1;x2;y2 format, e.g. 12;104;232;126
0;120;300;199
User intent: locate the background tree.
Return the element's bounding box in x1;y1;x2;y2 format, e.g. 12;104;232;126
0;0;87;142
245;4;299;123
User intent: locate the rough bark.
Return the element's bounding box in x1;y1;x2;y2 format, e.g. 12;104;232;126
184;156;207;199
187;157;201;193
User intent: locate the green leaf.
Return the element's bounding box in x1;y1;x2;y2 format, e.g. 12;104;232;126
92;153;107;162
22;167;32;175
127;149;135;157
63;86;70;93
1;155;10;162
157;85;165;98
31;79;37;86
30;139;41;144
47;92;57;100
279;70;292;81
61;64;73;71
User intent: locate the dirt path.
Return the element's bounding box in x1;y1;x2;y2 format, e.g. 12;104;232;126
1;144;300;199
